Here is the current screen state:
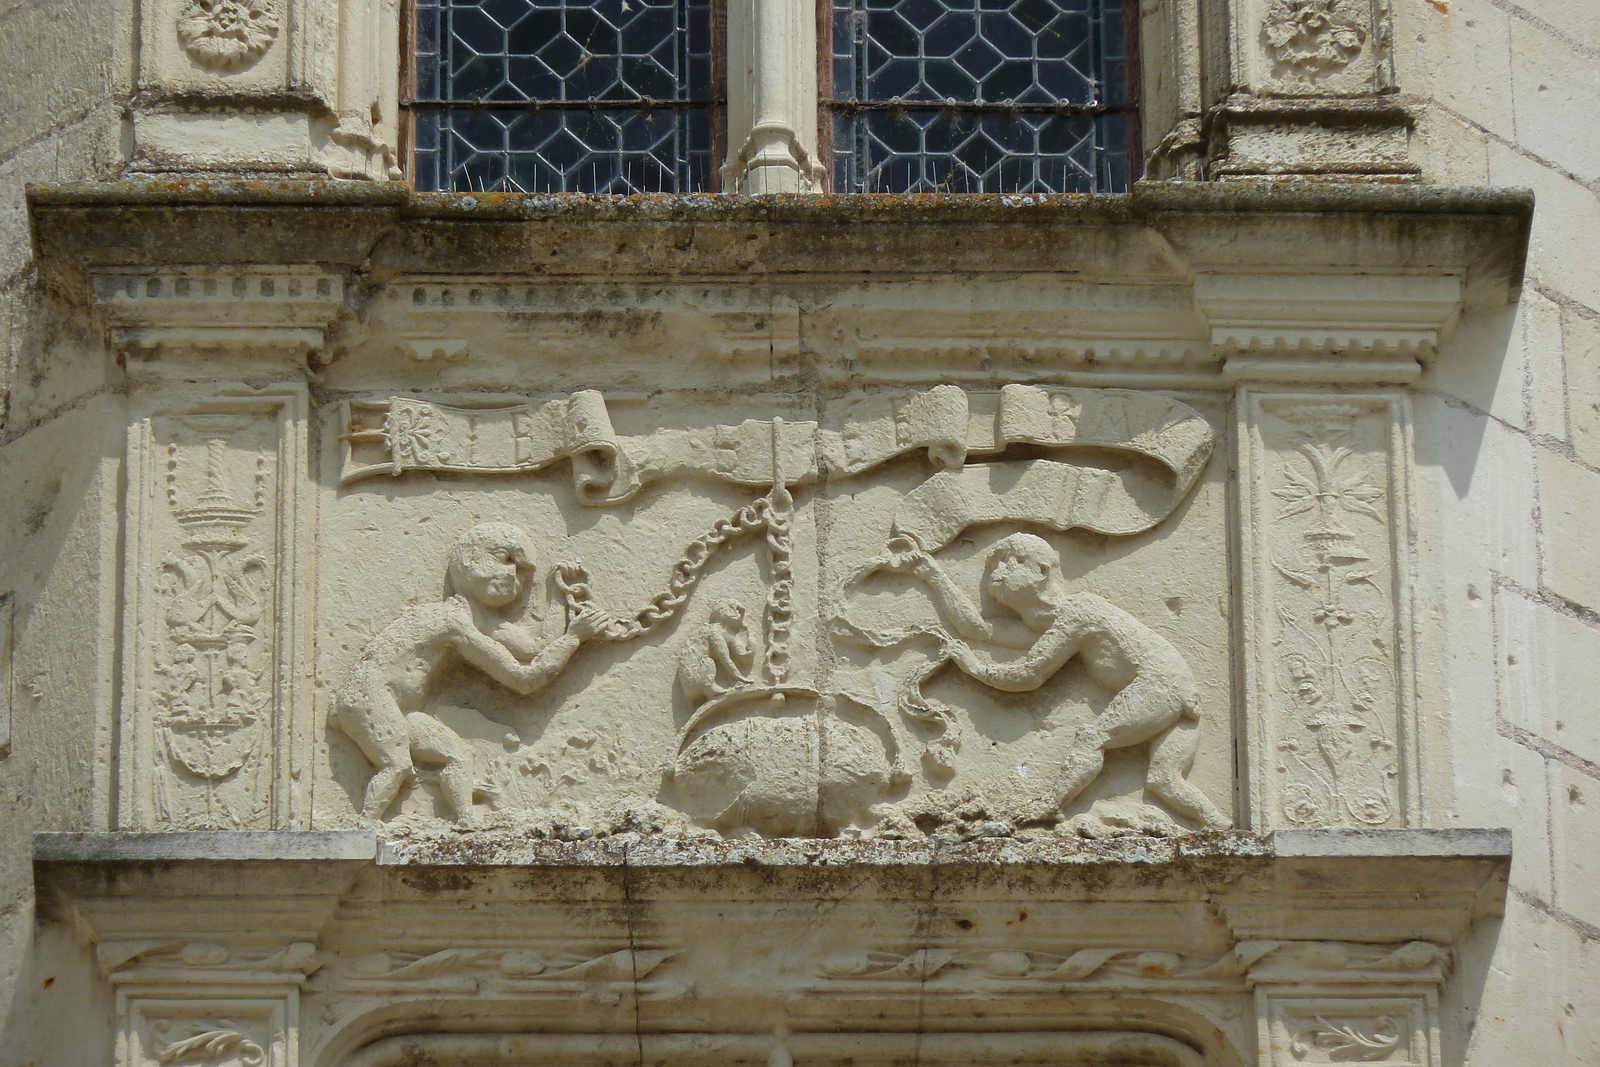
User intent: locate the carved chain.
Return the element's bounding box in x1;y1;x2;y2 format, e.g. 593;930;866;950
761;482;794;684
555;492;788;644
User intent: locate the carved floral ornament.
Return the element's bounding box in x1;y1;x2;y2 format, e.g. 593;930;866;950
152;1023;265;1067
1257;399;1404;830
147;416;275;829
1261;0;1368;83
176;0;280;71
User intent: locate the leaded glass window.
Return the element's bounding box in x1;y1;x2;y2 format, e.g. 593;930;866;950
409;0;1135;193
411;0;715;193
827;0;1131;192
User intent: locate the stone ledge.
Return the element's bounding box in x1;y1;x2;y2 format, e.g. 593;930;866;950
25;179;1532;221
34;827;1508;867
27;181;1531;312
34;830;379;862
1270;827;1513;858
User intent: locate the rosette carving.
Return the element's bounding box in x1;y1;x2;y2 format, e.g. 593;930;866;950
1261;0;1368;82
176;0;279;71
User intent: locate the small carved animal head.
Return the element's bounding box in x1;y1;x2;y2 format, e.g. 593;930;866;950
986;532;1060;606
448;522;538;608
711;600;746;626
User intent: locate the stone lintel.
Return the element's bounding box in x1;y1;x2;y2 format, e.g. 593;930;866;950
26;181;1532;387
1270;827;1512;858
36;828;1508;934
34;830;380;862
33;830;1508;1064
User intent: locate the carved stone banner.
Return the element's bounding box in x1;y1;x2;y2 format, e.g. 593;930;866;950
1238;391;1417;831
340;385;1214;527
122;391;310;830
320;386;1233;840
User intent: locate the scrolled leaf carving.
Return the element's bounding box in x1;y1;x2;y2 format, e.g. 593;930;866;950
156;1022;264;1066
1261;403;1401;829
1289;1016;1402;1061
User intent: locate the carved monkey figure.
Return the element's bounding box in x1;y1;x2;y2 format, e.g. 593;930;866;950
677;599;756;707
335;522;606;824
881;531;1229;831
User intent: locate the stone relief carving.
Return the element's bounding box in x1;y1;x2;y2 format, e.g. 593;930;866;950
1245;395;1410;829
841;532;1228;834
154;429;272;827
124;393;309;831
677;600;757;706
334;945;676;990
100;939;319;976
333;522;607;825
340;385;1214;516
1261;0;1368;83
1289;1017;1403;1062
330;387;1231;839
313;943;681;1034
176;0;280;71
1265;995;1427;1067
818;946;1229;984
153;1023;265;1067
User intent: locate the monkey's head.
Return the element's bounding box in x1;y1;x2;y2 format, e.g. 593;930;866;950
711;600;746;626
448;522;537;609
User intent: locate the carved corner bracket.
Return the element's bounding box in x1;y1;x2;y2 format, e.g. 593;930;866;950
39;833;371;1067
92;268;348;372
1197;272;1462;384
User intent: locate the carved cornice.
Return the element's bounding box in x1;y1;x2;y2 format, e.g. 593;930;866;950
27;182;1531;388
91;267;347;367
1196;272;1462;383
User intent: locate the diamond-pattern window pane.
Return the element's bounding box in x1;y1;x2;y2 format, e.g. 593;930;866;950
830;0;1130;192
414;0;712;192
831;109;1124;193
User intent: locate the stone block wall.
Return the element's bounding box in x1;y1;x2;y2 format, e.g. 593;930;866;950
0;0;129;1062
1404;0;1600;1061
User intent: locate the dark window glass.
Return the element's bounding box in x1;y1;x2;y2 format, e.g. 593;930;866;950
827;0;1131;192
412;0;714;192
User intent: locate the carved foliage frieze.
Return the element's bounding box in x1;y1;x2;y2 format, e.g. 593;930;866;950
1240;392;1416;830
812;939;1446;991
123;392;309;830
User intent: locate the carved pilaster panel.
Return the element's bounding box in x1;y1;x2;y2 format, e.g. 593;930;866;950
1260;994;1435;1067
1238;391;1418;831
1235;0;1394;99
140;0;293;93
120;996;291;1067
121;391;310;830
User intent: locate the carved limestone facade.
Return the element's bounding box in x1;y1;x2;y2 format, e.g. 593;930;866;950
0;185;1535;1067
4;0;1599;1060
